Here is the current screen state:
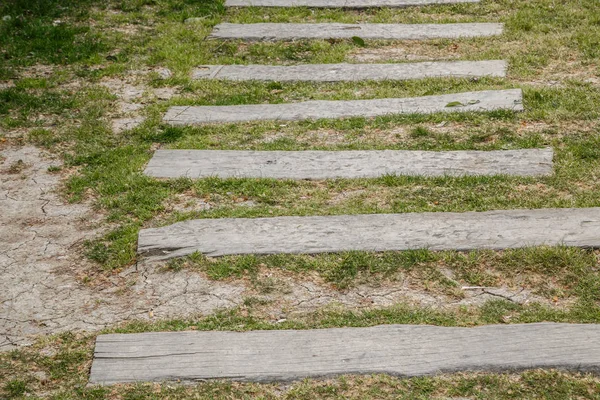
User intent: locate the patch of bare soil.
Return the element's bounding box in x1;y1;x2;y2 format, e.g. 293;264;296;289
100;77;146;102
227;268;551;322
100;74;178;133
515;61;600;86
259;128;402;147
166;192;212;213
20;65;56;79
348;44;462;63
0;146;243;351
99;76;147;132
0;81;15;90
111;116;146;133
327;189;368;205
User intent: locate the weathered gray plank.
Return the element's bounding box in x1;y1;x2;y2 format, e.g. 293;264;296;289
226;0;480;8
209;22;503;41
144;148;553;179
137;207;600;260
192;60;507;82
163;89;523;126
89;323;600;385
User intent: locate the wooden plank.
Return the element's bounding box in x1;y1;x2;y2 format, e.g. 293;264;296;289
89;323;600;385
209;22;503;41
226;0;480;8
192;60;507;82
137;207;600;260
163;89;523;126
143;148;554;179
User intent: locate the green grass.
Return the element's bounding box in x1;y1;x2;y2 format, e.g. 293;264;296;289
0;0;109;78
0;86;79;126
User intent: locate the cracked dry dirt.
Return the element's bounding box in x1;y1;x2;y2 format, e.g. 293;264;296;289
0;146;548;350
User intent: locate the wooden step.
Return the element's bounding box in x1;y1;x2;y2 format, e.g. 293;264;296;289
163;89;523;126
192;60;507;82
144;148;553;179
209;22;503;41
225;0;480;8
137;207;600;260
90;323;600;385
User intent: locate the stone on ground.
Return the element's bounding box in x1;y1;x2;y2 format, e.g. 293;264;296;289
112;117;145;133
192;60;507;82
163;89;523;125
226;0;479;8
144;148;553;179
209;22;503;41
89;323;600;384
137;207;600;260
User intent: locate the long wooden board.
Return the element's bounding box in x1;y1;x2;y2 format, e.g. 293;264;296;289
192;60;507;82
90;323;600;384
209;22;503;41
143;148;553;179
163;89;523;126
137;207;600;260
225;0;480;8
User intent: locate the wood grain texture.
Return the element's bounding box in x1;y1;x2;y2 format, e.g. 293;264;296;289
163;89;523;126
209;22;503;41
137;207;600;260
192;60;507;82
225;0;480;8
90;323;600;384
144;148;554;179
